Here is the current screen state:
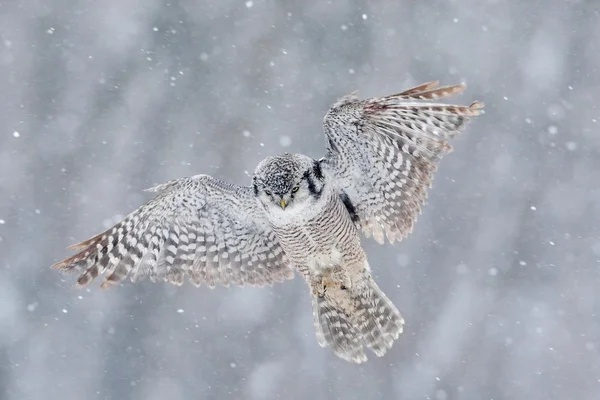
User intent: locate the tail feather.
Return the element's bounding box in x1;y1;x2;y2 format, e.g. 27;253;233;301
311;274;404;363
312;295;367;363
355;277;404;356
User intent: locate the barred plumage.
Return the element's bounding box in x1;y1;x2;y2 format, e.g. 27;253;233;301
53;175;294;288
311;268;404;363
323;81;484;244
52;81;482;363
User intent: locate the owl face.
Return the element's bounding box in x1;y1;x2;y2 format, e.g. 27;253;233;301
253;153;324;214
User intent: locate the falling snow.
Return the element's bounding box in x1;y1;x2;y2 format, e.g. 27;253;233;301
565;141;577;151
278;135;291;147
1;2;597;400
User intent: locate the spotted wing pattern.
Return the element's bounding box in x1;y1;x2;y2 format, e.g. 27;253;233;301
52;175;293;288
321;81;484;244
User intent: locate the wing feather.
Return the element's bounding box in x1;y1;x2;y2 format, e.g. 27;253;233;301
52;175;293;288
321;81;483;244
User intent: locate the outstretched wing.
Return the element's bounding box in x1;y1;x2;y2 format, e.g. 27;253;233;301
321;81;484;244
52;175;293;288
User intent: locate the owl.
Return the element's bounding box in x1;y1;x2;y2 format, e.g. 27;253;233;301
53;81;483;363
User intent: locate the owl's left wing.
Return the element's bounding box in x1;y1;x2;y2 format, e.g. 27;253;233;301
321;81;484;244
52;175;293;288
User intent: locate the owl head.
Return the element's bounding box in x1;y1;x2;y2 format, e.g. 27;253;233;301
252;153;325;213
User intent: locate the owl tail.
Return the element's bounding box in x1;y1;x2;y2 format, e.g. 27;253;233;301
311;275;404;363
354;277;405;357
312;293;368;363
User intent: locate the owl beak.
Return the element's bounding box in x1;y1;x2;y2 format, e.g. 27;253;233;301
279;199;287;209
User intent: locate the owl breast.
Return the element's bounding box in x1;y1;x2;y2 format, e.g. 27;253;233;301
269;190;364;274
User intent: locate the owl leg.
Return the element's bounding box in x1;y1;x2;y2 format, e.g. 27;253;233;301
311;266;351;297
321;265;351;293
328;265;352;290
310;274;328;298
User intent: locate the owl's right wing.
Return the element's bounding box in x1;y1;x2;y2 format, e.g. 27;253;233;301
321;81;483;244
52;175;293;288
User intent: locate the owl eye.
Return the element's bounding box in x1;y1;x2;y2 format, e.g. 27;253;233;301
264;190;272;196
291;186;299;193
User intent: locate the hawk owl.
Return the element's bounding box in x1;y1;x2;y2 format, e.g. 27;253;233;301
53;81;483;363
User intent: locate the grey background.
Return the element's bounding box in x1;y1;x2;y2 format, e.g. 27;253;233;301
1;0;599;399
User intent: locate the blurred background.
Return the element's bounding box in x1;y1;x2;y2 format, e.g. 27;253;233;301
1;0;599;399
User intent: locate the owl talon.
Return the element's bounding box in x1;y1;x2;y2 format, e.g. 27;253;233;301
329;265;352;291
311;274;335;298
311;279;324;297
322;275;337;290
311;270;351;297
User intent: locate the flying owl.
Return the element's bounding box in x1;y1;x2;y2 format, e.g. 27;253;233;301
52;81;483;363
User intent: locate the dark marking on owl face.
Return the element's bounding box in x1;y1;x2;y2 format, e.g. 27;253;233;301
303;168;323;199
253;153;323;210
255;154;304;196
297;159;325;200
313;160;323;180
340;191;359;223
